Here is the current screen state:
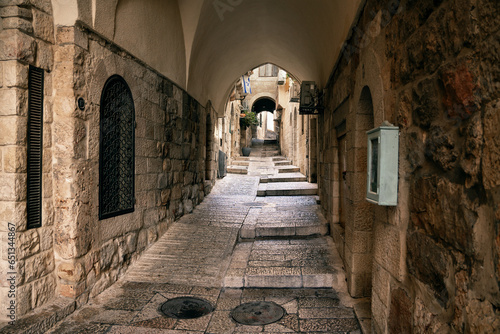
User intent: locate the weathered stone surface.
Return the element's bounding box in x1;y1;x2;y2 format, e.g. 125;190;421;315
0;116;19;145
3;61;28;89
439;59;481;120
413;297;448;333
0;29;36;62
425;126;458;171
411;176;477;253
57;261;85;283
30;0;53;14
0;174;16;201
465;298;500;333
16;283;32;317
24;251;55;284
32;274;56;308
18;229;40;260
99;241;116;271
35;39;53;71
388;288;412;334
0;5;33;18
460;113;483;187
60;281;85;298
1;16;33;32
405;130;425;171
407;231;449;305
482;100;500;189
412;78;440;128
32;8;54;43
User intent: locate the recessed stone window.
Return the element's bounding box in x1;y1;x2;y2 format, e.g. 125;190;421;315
99;75;135;220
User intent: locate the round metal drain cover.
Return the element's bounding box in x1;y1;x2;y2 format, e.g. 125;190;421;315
231;301;285;326
159;297;214;319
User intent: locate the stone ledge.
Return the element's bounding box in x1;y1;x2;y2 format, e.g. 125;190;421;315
0;297;75;334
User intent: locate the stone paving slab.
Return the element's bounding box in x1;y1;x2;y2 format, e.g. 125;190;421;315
44;281;361;334
224;238;339;289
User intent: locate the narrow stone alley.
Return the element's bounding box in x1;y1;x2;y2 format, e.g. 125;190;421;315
12;143;370;334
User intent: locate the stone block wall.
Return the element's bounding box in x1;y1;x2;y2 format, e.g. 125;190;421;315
319;0;500;332
1;9;219;323
0;0;56;321
48;22;216;308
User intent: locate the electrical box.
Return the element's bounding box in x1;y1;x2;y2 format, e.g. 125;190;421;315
299;81;316;113
366;122;399;206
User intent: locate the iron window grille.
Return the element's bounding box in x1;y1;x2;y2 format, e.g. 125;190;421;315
99;75;135;220
27;66;44;229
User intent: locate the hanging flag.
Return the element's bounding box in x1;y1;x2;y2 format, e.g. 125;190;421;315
242;75;251;94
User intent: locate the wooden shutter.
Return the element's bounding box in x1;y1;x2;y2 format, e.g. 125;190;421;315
27;66;44;229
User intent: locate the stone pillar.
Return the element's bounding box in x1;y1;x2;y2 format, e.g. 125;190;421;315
52;26;91;304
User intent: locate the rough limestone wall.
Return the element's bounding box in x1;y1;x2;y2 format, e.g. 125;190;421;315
297;114;307;175
321;0;500;332
49;23;212;312
317;101;341;257
0;0;56;321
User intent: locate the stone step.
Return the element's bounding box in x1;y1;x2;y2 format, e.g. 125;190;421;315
224;238;337;289
232;160;250;166
272;157;287;161
262;151;280;157
274;160;292;166
257;182;318;196
239;204;328;240
227;166;248;174
234;156;250;161
260;173;307;183
277;166;300;173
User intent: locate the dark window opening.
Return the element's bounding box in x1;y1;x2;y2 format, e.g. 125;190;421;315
27;66;44;229
99;75;135;220
259;64;278;77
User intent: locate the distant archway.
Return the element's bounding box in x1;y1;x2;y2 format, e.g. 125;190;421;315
251;97;276;114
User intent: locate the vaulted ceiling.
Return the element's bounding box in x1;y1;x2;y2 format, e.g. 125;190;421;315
52;0;363;113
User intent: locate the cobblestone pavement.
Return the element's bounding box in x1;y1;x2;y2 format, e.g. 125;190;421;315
30;167;369;333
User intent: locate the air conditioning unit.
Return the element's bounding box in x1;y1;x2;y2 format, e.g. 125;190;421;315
278;69;287;85
299;81;323;114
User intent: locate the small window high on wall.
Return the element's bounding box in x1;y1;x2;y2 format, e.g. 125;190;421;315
99;75;135;220
259;64;278;77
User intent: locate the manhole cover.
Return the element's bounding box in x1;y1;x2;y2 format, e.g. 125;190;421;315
231;301;285;326
159;297;214;319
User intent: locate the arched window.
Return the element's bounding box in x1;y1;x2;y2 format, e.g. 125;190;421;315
99;75;135;220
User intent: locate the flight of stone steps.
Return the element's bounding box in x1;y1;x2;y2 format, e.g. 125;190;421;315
223;141;336;292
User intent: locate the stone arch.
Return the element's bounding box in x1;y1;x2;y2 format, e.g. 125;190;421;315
247;93;276;112
251;97;276;114
342;47;385;298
